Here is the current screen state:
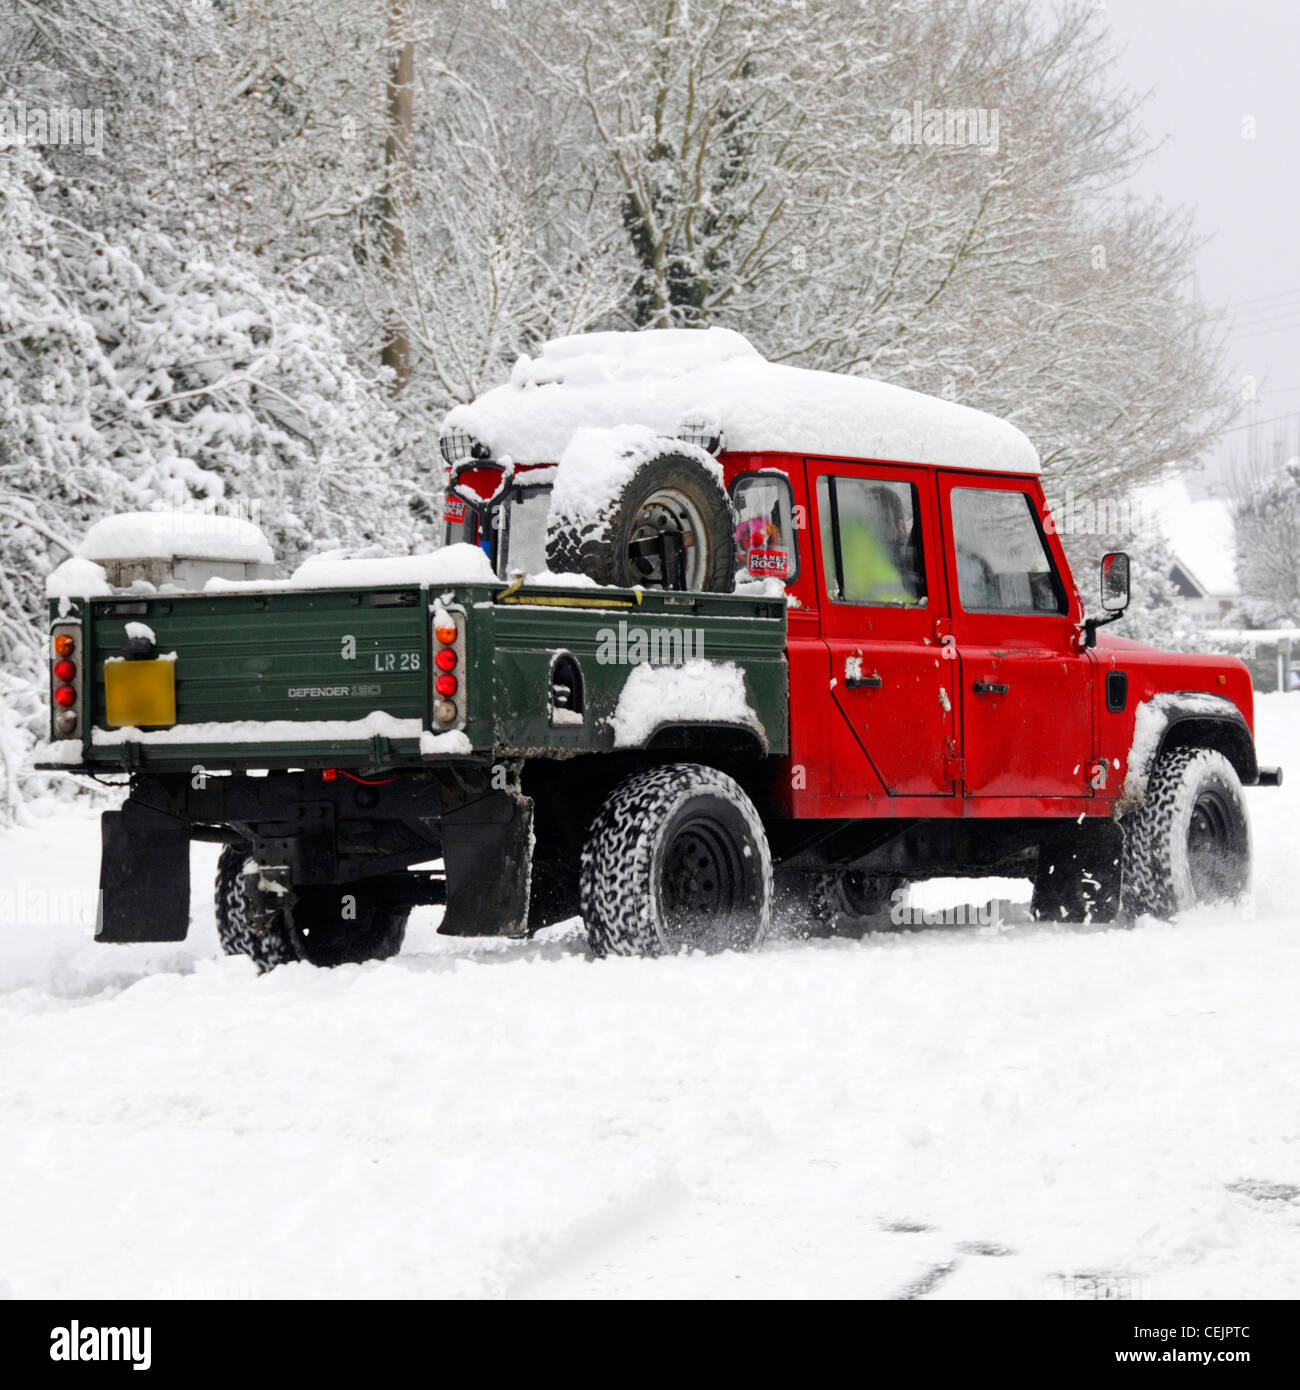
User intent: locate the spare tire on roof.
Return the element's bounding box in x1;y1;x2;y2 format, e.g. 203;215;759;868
545;442;736;593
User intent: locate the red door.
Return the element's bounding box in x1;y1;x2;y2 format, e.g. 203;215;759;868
936;473;1097;800
808;460;957;800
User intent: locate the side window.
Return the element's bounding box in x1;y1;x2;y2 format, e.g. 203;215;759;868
732;473;800;582
950;487;1065;615
443;496;490;558
817;475;927;606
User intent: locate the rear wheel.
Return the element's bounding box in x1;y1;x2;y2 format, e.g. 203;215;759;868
1121;747;1250;919
580;763;771;956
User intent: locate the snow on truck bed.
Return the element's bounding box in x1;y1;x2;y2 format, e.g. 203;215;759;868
444;327;1041;474
46;541;499;599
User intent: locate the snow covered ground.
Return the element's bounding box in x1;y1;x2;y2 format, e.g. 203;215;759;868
1;695;1298;1301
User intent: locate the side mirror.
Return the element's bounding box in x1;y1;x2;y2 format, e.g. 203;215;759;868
1084;552;1130;647
1100;551;1130;612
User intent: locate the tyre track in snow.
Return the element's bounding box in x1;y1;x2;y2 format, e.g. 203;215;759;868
0;697;1296;1298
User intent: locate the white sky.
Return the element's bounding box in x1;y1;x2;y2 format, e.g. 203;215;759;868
1092;0;1300;494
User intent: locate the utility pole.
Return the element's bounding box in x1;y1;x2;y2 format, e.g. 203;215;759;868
381;1;415;392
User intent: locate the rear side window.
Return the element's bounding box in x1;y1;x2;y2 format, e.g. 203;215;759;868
443;495;491;558
950;487;1065;614
817;475;927;606
732;473;800;582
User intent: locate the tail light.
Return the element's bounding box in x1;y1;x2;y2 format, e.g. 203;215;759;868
430;604;466;731
49;623;84;740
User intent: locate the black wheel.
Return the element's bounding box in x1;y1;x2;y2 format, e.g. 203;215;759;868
286;883;408;967
1121;747;1250;919
215;844;299;973
546;450;736;592
806;870;903;937
580;763;771;956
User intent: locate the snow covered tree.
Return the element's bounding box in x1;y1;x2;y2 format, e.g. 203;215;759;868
493;0;1232;511
1233;459;1300;628
0;144;408;820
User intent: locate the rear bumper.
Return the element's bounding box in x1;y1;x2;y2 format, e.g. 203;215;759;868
1256;765;1284;788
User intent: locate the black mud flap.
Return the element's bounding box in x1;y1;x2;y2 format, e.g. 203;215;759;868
439;791;534;938
1035;818;1123;924
95;800;191;943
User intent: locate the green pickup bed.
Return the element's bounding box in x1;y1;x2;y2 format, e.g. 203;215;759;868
45;581;788;771
41;577;788;954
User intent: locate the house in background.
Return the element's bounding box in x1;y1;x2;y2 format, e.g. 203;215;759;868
1141;476;1238;626
1137;474;1299;689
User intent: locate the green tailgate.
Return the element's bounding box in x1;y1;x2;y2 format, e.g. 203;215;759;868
74;587;435;769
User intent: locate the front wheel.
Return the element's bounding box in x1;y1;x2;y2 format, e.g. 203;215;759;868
286;884;408;967
580;764;772;956
1121;747;1251;919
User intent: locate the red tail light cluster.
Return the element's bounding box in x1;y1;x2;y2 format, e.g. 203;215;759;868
50;626;82;737
431;609;464;728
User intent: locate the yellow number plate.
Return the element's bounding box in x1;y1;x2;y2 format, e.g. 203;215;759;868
103;659;177;728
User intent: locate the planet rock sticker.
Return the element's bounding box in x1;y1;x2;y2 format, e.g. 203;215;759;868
444;496;467;524
747;548;790;578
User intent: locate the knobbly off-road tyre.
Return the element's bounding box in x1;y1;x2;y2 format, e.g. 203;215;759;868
215;844;299;973
1120;747;1250;919
215;846;408;970
580;763;772;956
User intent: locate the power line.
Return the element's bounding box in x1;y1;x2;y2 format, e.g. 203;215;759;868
1233;320;1300;341
1231;308;1300;331
1219;411;1300;436
1229;305;1300;330
1229;285;1300;309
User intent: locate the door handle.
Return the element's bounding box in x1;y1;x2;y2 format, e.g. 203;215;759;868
846;673;883;689
973;681;1009;695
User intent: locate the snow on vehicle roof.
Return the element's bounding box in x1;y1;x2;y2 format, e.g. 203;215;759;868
78;511;274;564
444;327;1040;475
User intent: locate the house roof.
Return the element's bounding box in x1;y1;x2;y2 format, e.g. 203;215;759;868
1142;477;1238;597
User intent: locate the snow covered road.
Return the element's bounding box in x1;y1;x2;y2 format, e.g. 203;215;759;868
2;695;1298;1300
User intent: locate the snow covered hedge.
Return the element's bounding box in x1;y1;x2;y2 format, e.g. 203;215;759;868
0;146;414;822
